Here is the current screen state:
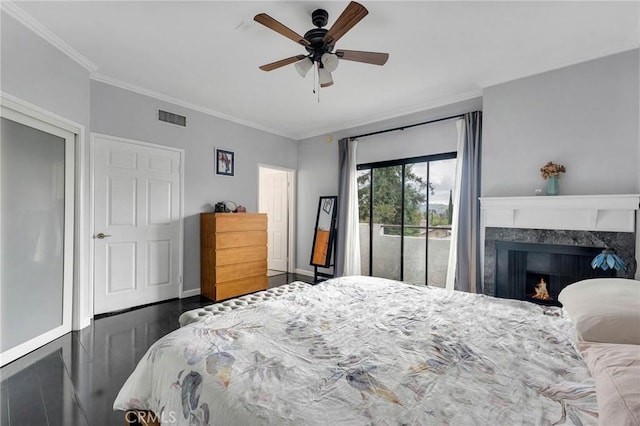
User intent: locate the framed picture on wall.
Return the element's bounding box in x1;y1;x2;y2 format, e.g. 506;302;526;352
215;148;234;176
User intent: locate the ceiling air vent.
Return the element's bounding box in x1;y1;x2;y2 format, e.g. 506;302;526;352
158;110;186;127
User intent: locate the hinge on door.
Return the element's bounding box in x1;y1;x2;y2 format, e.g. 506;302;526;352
179;275;183;284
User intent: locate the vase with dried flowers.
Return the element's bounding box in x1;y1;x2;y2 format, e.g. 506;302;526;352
540;161;566;195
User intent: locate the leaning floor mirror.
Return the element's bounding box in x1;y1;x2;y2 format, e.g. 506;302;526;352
310;196;337;275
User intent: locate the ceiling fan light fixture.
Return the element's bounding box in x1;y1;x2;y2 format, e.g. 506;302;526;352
318;67;333;87
321;53;339;72
255;2;388;89
295;58;313;77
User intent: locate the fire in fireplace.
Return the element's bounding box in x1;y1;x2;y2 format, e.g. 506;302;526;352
494;241;615;306
531;277;551;301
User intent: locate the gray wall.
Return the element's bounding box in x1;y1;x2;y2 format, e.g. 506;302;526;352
90;82;298;291
483;48;640;281
297;49;640;277
482;49;639;197
296;98;482;274
356;118;458;164
1;14;90;124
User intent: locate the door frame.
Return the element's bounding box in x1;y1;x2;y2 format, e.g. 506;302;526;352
0;96;77;366
257;164;296;274
1;94;89;331
89;133;185;315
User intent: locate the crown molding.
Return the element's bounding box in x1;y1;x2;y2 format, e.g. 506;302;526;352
90;73;295;140
93;71;482;142
2;0;482;142
1;1;98;73
2;1;291;139
292;88;484;140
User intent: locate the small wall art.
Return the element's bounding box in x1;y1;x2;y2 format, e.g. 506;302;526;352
215;148;234;176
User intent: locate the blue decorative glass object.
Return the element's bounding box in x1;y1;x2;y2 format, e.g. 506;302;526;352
546;176;560;196
591;248;626;271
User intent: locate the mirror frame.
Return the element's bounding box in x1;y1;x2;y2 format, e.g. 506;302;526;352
309;196;338;268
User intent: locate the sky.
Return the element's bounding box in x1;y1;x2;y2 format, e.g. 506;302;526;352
412;158;457;205
357;157;457;206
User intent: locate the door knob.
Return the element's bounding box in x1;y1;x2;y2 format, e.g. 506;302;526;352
96;232;111;239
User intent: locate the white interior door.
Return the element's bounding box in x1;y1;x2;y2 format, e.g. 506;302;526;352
259;167;289;272
93;135;182;315
0;107;75;367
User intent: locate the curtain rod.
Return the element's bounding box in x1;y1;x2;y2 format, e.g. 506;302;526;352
350;113;465;140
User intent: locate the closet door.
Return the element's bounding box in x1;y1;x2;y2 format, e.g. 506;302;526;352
92;135;182;314
0;111;75;366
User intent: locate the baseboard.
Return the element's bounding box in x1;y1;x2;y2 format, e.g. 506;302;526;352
180;288;201;298
72;315;92;331
1;324;69;367
79;316;91;330
294;268;314;277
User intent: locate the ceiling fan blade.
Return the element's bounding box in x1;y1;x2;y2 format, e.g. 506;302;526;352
259;55;307;72
323;1;368;45
335;50;389;66
254;13;310;46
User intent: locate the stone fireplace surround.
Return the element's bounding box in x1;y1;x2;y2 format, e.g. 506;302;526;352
481;195;639;297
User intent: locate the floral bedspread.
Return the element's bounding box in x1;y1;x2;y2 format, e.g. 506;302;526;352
114;276;597;425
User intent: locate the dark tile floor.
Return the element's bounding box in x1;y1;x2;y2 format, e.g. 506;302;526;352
0;273;311;426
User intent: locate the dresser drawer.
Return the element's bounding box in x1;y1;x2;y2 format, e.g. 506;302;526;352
215;231;267;249
215;260;267;283
215;275;268;301
216;245;266;266
214;214;267;232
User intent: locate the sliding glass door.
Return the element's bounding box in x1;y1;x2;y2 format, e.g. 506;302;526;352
358;153;456;287
0;106;75;366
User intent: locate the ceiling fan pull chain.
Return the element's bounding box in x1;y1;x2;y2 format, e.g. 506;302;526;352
313;61;318;95
316;63;321;103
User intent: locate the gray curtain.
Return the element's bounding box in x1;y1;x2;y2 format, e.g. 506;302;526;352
454;112;483;293
335;137;351;277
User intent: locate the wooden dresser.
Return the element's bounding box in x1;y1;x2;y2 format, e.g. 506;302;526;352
200;213;268;301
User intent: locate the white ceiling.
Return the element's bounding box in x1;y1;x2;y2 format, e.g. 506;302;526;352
8;1;639;140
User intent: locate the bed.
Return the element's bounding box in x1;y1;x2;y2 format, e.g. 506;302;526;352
114;276;601;425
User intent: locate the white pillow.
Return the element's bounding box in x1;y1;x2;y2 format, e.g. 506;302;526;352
577;342;640;426
558;278;640;344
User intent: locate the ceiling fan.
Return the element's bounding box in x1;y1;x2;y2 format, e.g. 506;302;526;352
254;1;389;88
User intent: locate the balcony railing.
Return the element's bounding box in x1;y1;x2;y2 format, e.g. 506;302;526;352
378;224;452;237
359;222;451;287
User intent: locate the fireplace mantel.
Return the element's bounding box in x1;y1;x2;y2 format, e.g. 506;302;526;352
480;194;640;232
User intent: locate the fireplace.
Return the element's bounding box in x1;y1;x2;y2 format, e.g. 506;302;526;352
494;241;615;305
480;195;639;298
